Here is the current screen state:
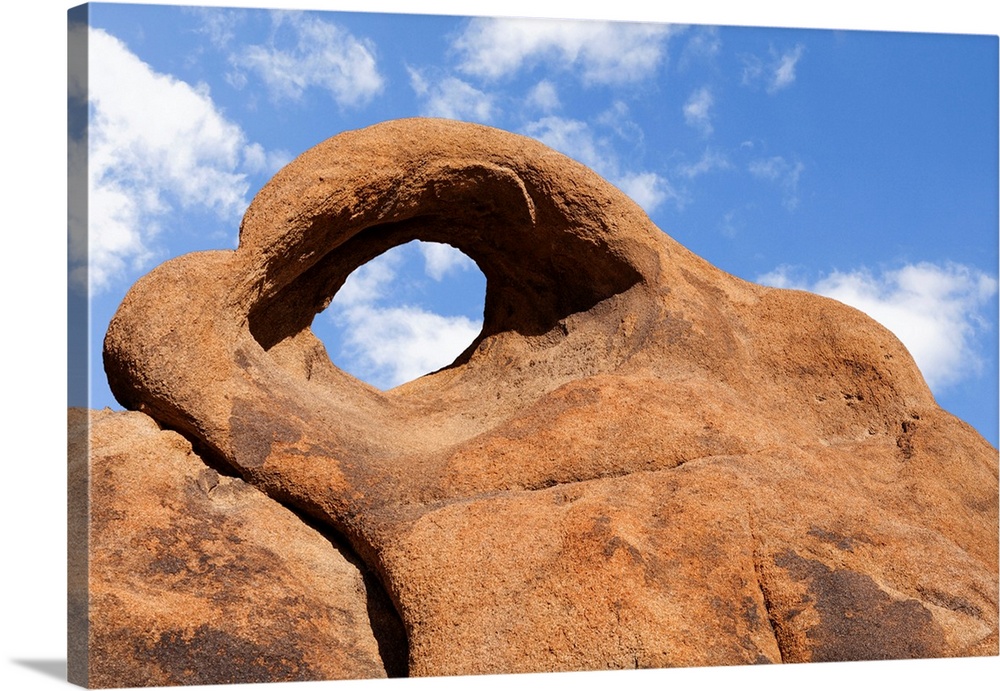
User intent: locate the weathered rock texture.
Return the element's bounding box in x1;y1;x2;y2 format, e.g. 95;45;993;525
92;118;997;683
70;408;406;687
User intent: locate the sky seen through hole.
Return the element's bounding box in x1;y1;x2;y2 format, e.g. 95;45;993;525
316;241;487;389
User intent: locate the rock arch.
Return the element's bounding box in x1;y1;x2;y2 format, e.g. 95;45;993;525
103;118;997;676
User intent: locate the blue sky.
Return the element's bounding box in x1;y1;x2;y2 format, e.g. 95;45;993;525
69;1;999;445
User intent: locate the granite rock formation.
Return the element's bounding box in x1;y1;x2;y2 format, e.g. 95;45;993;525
70;408;406;686
88;118;997;683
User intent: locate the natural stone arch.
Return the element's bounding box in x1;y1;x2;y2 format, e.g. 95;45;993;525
104;118;673;514
103;118;996;676
242;150;650;352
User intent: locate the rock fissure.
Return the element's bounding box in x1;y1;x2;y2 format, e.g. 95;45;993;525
746;507;785;663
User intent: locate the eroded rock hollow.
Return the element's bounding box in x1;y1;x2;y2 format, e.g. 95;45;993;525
87;118;997;684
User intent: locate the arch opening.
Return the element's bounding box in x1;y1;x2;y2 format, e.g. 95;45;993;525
310;240;487;390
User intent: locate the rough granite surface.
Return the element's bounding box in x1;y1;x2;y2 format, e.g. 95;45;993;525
82;118;997;684
70;408;406;686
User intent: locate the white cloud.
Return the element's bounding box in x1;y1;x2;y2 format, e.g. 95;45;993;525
771;44;805;92
748;156;790;180
757;262;998;391
741;44;806;93
615;172;680;215
678;26;721;69
525;116;612;172
676;149;732;179
454;17;673;84
740;52;766;87
526;80;560;112
420;242;477;281
327;243;483;388
332;250;401;307
189;6;246;49
719;209;743;238
525;116;679;214
407;68;495;122
242;142;292;175
234;12;383;106
749;155;804;210
337;305;482;388
683;86;714;136
74;27;267;293
596;100;631;128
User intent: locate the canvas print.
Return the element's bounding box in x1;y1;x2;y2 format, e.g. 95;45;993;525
68;2;999;688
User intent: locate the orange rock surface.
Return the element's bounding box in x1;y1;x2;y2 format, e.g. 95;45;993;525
86;118;996;683
70;408;406;686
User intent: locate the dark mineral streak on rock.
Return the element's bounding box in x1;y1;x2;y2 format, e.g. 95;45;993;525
774;550;946;662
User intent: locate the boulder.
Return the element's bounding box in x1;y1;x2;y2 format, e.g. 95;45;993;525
95;118;997;680
70;408;406;687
